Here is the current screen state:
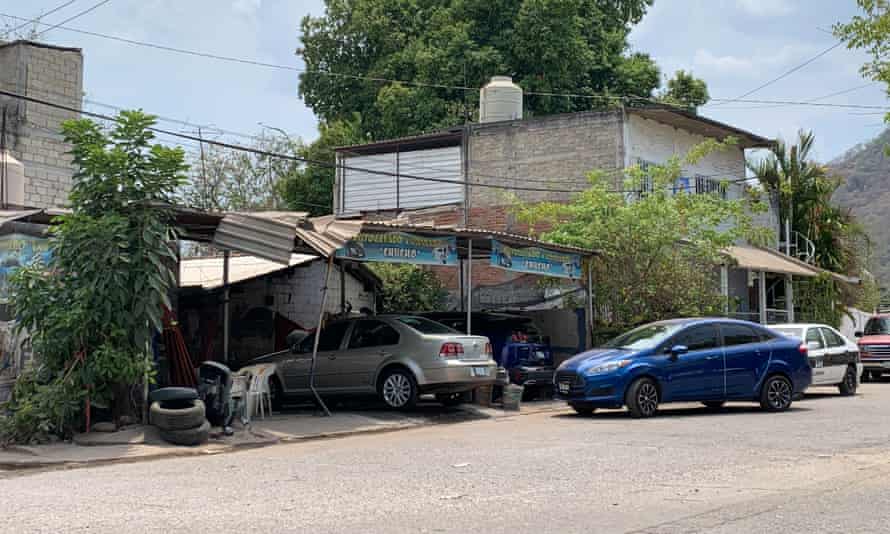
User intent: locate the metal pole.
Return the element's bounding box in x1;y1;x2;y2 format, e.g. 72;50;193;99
222;250;230;364
309;256;333;417
786;274;794;323
758;270;767;325
586;261;594;349
720;264;729;316
466;239;472;335
339;261;346;315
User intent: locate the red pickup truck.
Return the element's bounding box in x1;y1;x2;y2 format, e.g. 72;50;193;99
856;315;890;380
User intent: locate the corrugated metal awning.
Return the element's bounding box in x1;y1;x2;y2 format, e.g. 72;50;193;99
179;253;319;289
725;245;819;277
212;211;308;264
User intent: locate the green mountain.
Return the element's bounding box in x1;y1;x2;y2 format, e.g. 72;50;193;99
830;128;890;287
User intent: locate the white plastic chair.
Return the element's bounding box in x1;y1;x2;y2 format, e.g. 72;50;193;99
242;364;275;420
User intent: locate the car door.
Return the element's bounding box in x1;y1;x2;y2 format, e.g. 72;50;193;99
663;324;724;401
805;327;830;385
337;319;402;391
820;327;853;384
722;323;769;398
287;321;351;392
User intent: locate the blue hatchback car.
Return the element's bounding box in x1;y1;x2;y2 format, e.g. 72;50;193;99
554;318;812;418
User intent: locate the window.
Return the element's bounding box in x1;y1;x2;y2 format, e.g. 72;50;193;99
805;328;825;350
348;320;400;349
820;327;845;348
603;321;686;351
694;175;728;199
315;321;351;352
721;324;761;346
675;325;720;352
864;317;890;335
772;327;803;339
396;316;459;335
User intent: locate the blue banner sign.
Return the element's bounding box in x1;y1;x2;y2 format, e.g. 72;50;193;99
0;233;51;304
490;240;582;279
336;232;458;266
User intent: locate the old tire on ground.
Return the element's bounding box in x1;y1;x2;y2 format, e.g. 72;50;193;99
378;368;418;410
436;392;466;407
838;365;858;396
759;375;794;412
159;420;211;446
569;403;596;416
625;377;659;418
148;387;198;404
150;399;206;431
702;401;726;409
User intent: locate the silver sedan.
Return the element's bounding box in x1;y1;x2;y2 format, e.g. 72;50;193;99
257;315;497;409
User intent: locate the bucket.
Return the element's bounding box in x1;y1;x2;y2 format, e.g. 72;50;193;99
502;384;524;411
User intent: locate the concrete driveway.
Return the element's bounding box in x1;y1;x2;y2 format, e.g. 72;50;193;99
3;383;890;533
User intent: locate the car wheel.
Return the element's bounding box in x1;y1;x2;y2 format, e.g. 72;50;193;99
436;392;466;407
838;365;858;396
760;375;793;412
379;368;418;410
702;401;726;409
625;377;659;418
872;370;883;381
569;403;596;416
268;376;284;411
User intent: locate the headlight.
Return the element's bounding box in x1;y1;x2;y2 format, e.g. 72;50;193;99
585;360;631;376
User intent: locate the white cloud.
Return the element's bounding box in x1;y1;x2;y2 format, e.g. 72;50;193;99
736;0;794;16
693;50;756;76
232;0;262;16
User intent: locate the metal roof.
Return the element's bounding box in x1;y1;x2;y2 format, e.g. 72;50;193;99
626;105;775;149
724;244;860;284
180;253;319;290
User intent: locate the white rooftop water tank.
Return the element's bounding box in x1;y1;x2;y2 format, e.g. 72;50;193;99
0;149;25;208
479;76;523;123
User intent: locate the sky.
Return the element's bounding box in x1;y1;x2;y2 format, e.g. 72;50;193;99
0;0;886;164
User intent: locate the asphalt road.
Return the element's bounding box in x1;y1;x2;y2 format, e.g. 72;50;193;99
5;381;890;533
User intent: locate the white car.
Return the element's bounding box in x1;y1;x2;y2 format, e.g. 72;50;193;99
771;323;862;395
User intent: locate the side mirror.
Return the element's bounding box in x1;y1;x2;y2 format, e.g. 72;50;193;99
807;341;822;351
854;331;863;338
668;345;688;360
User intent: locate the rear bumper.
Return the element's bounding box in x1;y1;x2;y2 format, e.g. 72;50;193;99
510;366;555;386
861;359;890;371
420;360;498;392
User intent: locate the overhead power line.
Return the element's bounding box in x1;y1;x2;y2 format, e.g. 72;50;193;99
32;0;113;40
2;0;79;39
710;41;844;108
717;82;877;111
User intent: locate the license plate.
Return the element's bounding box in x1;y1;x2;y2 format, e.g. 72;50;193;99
814;360;823;368
558;382;571;394
471;366;490;377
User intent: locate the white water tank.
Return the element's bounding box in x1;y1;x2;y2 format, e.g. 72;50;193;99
0;149;25;208
479;76;523;123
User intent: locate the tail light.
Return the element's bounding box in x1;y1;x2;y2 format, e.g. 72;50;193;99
484;342;493;358
440;342;464;359
798;343;808;356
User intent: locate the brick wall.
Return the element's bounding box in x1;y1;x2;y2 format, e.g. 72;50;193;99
0;41;83;208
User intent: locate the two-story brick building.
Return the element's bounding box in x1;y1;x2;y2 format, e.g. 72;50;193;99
334;77;830;324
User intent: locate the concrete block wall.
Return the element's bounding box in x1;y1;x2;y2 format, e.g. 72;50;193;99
0;41;83;208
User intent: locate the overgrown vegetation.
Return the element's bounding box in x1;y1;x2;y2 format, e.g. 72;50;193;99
515;139;770;329
0;112;185;444
370;263;448;313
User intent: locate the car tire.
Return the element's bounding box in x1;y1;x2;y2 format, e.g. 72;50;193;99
569;403;596;416
702;401;726;409
838;365;858;396
872;370;883;381
159;420;211;446
436;392;466;407
379;368;418;410
625;377;659;418
269;376;284;411
760;375;794;412
150;399;206;431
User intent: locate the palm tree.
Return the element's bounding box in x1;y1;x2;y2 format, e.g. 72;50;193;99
747;130;862;273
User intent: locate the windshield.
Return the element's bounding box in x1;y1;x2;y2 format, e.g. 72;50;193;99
397;316;459;335
772;327;804;339
602;322;686;351
864;318;890;336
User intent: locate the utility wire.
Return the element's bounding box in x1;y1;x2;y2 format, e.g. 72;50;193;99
709;41;844;107
32;0;113;39
717;82;877;111
2;0;79;39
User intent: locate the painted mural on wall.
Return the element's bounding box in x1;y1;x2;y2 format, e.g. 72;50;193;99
0;233;51;304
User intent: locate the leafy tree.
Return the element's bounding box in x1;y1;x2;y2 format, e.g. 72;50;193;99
369;263;448;313
658;70;710;111
278;116;366;216
1;112;185;443
516;139;769;327
834;1;890;121
298;0;659;138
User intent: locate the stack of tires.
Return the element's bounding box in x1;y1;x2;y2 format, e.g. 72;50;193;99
149;388;211;446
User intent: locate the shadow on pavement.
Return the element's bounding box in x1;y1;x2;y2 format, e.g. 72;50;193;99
551;404;813;420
